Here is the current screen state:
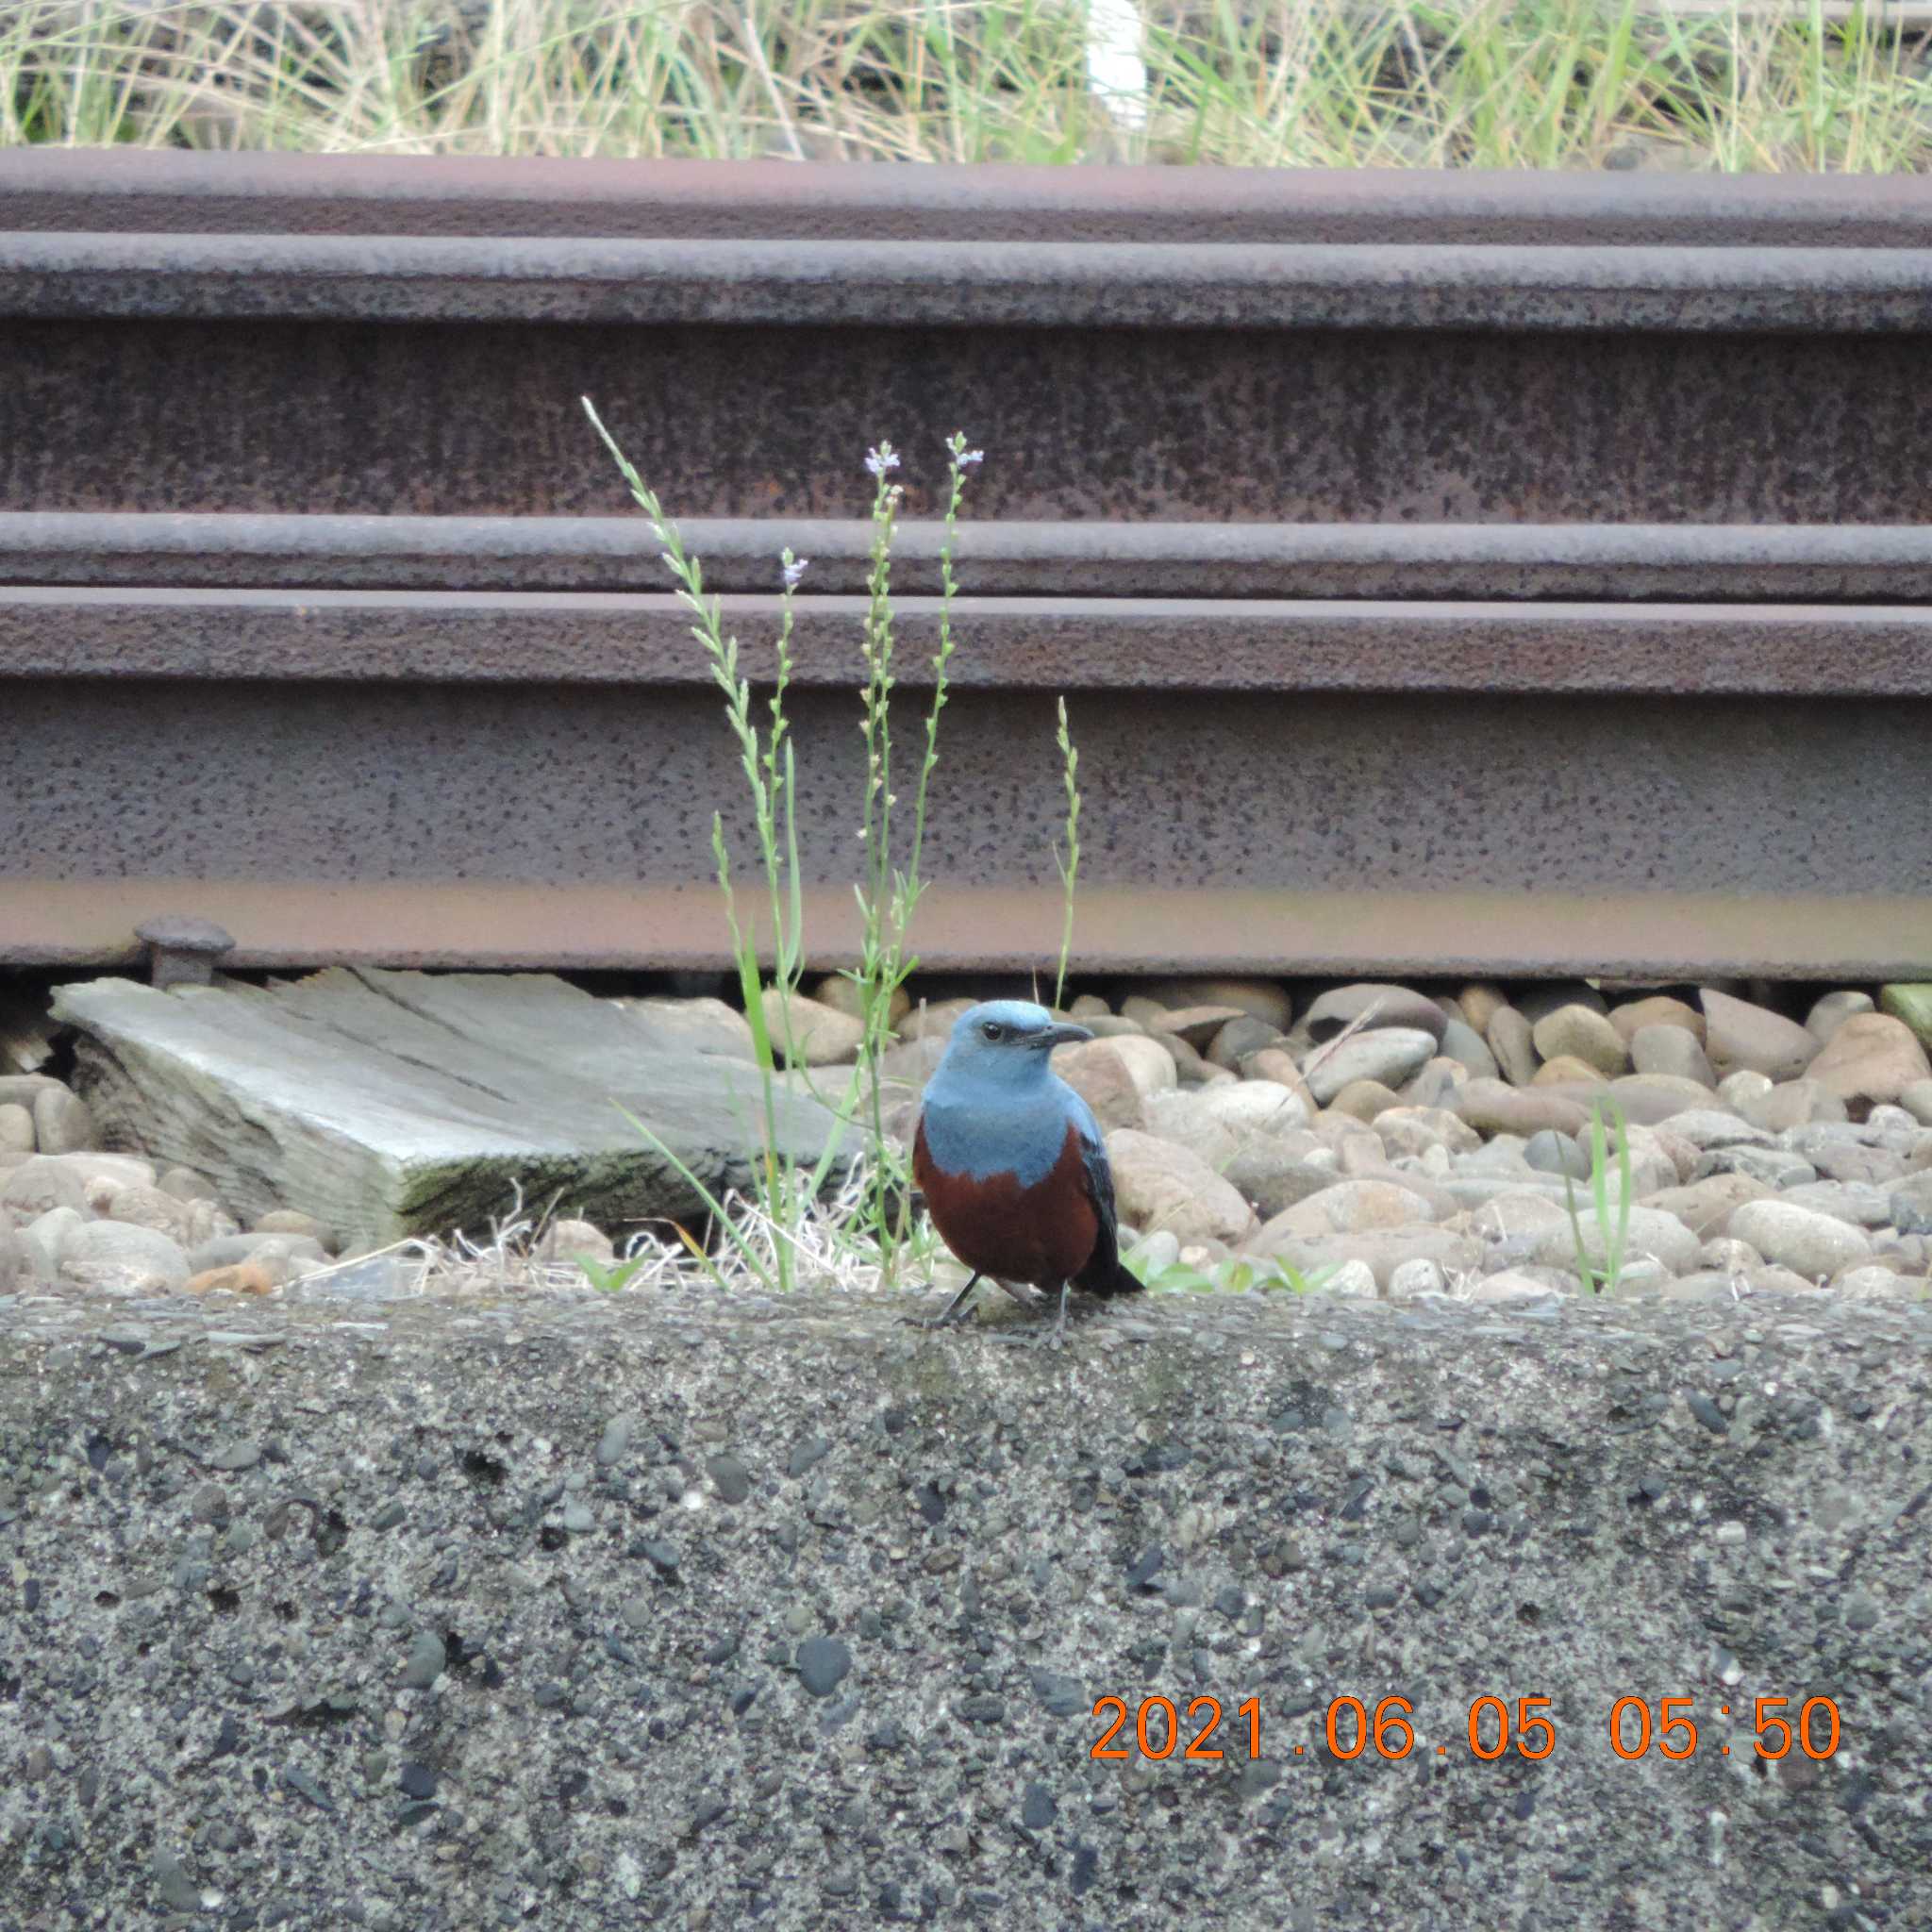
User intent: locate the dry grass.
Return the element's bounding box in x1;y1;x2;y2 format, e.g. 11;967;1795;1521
6;1;1932;171
353;1163;958;1300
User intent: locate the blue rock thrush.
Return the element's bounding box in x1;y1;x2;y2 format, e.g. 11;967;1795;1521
913;999;1143;1346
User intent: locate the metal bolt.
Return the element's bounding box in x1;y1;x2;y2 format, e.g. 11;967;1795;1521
134;915;236;990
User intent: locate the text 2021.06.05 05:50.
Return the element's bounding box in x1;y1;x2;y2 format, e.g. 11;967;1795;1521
1090;1695;1843;1764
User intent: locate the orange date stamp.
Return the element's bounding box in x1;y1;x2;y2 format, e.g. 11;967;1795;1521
1090;1694;1842;1764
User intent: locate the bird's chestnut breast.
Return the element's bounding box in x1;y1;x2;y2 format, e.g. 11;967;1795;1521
915;1114;1101;1289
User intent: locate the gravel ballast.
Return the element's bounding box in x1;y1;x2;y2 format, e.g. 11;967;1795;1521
12;974;1932;1310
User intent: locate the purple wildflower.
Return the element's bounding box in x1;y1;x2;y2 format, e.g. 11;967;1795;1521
864;446;900;479
782;555;809;591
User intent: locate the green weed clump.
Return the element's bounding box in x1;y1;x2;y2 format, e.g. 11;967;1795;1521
1051;697;1081;1012
586;401;1085;1293
1133;1249;1336;1295
1564;1097;1636;1294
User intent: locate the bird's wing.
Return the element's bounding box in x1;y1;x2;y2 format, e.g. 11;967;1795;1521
1067;1091;1136;1294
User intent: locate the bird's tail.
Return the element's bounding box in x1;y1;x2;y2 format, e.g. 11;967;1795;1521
1080;1253;1145;1298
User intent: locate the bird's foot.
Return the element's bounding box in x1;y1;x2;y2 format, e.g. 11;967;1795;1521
984;1284;1071;1350
904;1272;986;1333
983;1323;1067;1351
1048;1281;1071;1350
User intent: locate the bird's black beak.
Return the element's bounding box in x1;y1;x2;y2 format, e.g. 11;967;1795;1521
1039;1021;1092;1050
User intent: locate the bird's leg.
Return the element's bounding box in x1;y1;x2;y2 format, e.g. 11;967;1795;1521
910;1271;985;1330
985;1280;1072;1350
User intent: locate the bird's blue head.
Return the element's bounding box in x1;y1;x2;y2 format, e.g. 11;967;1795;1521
931;999;1092;1093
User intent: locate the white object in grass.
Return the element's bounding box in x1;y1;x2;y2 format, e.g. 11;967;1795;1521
1086;0;1148;133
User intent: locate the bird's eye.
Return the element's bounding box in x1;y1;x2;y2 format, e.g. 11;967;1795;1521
981;1022;1005;1041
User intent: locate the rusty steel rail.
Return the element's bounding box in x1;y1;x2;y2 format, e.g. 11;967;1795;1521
2;149;1932;247
2;157;1930;981
11;513;1932;601
8;587;1932;696
9;232;1932;332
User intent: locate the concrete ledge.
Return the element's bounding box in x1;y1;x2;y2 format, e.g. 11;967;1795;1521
2;1286;1927;1928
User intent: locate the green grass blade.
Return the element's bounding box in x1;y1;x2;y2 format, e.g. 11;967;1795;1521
612;1102;776;1295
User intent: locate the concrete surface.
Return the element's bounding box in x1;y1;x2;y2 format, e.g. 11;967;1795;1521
1;1282;1928;1930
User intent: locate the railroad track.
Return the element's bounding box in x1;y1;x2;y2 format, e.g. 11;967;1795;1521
2;152;1929;981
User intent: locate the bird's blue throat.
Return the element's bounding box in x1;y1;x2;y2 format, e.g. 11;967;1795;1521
920;1074;1069;1188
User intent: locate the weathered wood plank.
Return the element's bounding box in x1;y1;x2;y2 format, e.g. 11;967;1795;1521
54;968;839;1248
